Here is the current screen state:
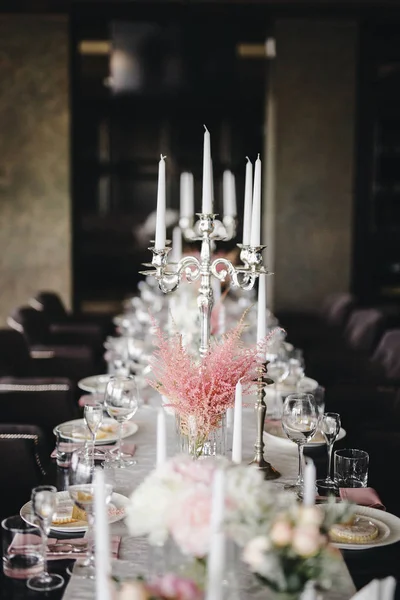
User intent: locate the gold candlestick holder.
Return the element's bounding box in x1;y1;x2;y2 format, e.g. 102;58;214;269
250;363;281;480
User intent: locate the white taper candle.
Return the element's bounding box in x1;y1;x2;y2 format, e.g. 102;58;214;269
171;226;182;263
156;408;167;467
250;154;261;246
202;126;213;214
155;155;166;250
205;469;226;600
94;468;111;600
303;459;316;506
243;157;253;245
232;381;243;464
180;172;194;218
257;274;267;343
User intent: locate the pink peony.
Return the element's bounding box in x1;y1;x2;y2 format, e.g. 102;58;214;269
149;574;202;600
168;456;218;487
270;519;293;547
168;487;212;557
292;525;321;557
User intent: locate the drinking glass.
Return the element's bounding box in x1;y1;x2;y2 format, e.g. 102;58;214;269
56;425;86;468
68;449;113;578
84;403;103;466
316;412;341;492
334;448;369;488
104;375;138;468
26;486;64;592
281;393;318;493
2;516;43;580
268;360;290;419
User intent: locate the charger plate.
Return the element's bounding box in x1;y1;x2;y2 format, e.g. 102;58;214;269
53;418;138;445
20;491;129;534
332;506;400;550
264;422;346;447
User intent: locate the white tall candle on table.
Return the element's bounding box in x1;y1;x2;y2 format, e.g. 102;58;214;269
257;273;267;343
155;155;166;250
156;408;167;467
232;381;243;464
205;469;226;600
303;459;316;506
250;154;261;246
94;468;111;600
223;171;237;218
243;158;253;245
171;226;182;263
202;126;213;214
180;172;194;218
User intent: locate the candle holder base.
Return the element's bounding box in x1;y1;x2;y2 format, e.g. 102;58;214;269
249;456;281;480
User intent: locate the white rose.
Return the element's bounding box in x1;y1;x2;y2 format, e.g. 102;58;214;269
270;519;293;547
292;525;321;557
243;536;271;571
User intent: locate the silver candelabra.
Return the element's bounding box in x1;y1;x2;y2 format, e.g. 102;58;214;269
141;212;267;358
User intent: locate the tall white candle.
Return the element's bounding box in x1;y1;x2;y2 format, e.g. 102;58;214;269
223;171;237;218
212;277;221;304
243;158;253;245
180;172;194;218
94;468;111;600
171;226;182;263
232;381;243;464
155;155;166;250
250;154;261;246
205;469;226;600
156;408;167;467
230;171;237;217
257;274;267;343
202;126;213;214
303;459;316;506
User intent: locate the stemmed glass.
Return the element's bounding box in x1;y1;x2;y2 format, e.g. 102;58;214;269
104;375;138;468
68;449;113;578
316;412;341;492
281;393;318;493
27;486;64;592
84;403;103;466
268;360;290;419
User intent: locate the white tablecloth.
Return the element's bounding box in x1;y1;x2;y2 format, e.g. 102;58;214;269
63;400;356;600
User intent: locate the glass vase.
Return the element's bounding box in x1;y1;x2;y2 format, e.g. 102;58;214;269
175;412;226;459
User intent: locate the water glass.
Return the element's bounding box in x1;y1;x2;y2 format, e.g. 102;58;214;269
56;425;86;468
334;448;369;488
2;516;43;580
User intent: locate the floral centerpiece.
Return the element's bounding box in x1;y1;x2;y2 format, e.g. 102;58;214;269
125;455;282;563
243;502;354;599
113;574;203;600
149;316;272;458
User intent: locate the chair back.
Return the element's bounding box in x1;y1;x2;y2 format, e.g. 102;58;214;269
8;307;51;346
371;330;400;381
0;329;32;377
0;424;47;521
322;293;355;328
30;291;67;320
345;309;385;354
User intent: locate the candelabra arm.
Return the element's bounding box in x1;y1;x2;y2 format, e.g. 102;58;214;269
211;258;256;290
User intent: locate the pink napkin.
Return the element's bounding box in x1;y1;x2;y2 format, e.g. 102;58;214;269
51;443;136;459
79;394;103;407
10;534;121;562
339;487;386;510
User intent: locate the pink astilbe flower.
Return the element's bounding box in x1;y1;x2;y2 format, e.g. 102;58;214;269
149;314;277;434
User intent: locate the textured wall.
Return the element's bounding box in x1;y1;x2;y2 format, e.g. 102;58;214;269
0;16;70;326
273;20;356;312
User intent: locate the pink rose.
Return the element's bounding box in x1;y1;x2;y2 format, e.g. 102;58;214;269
117;582;149;600
168;488;212;557
297;506;323;527
292;525;321;557
149;574;202;600
270;519;293;547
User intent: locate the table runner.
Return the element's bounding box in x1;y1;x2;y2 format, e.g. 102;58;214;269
63;399;357;599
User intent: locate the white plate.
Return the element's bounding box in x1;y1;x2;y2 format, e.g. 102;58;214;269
53;418;139;445
20;491;129;534
78;374;113;394
332;506;400;550
264;376;319;397
264;424;346;447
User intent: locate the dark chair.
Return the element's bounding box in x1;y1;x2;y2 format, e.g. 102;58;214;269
0;377;79;449
0;424;48;522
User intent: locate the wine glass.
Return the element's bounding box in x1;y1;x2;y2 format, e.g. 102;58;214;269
67;449;113;578
316;412;341;492
84;403;103;465
27;486;64;592
268;360;290;419
104;375;138;468
281;393;318;493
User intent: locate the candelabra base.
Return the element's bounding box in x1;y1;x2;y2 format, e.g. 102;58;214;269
249;456;281;480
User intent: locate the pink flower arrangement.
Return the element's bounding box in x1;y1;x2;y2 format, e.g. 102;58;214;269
149;314;273;437
115;574;202;600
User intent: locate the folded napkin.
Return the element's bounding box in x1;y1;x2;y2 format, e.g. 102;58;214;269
350;577;396;600
10;534;121;562
79;394;104;407
339;487;386;510
51;442;136;460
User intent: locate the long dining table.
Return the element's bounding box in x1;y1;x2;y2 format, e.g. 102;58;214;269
2;396;400;599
